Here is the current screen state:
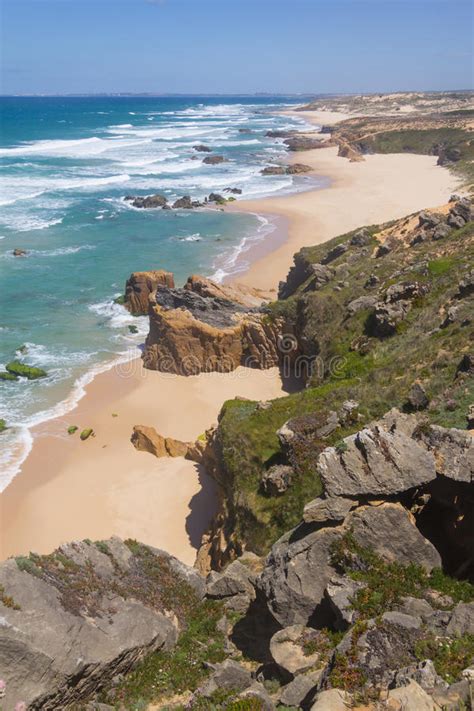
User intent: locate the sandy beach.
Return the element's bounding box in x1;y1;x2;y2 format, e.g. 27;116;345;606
230;110;458;292
0;109;458;565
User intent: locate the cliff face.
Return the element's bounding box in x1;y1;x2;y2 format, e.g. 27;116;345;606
142;275;282;374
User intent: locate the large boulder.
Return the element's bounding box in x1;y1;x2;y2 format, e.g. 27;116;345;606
0;539;204;709
124;269;175;315
317;418;436;497
130;424;192;458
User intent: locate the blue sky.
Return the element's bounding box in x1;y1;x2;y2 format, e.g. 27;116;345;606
1;0;472;95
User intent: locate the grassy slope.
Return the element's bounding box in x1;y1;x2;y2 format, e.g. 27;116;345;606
216;218;474;555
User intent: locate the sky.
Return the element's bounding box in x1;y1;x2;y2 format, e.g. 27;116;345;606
0;0;472;95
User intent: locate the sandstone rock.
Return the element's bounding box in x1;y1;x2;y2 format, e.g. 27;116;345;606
349;504;442;571
261;464;293;495
0;539;203;709
387;680;437;711
203;155;226;164
269;625;326;675
310;689;351;711
183;274;262;308
279;669;322;707
317;421;436;497
124;269;175;315
131;425;192;458
303;496;354;524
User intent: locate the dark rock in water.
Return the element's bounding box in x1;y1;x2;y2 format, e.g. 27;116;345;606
408;382;429;410
172;195;194;209
0;371;18;381
238;128;254;134
203;155;226;165
208;192;226;204
261;464;293;495
261;165;286;175
13;248;28;257
0;538;205;709
224;187;242;194
193;144;212;152
321;242;348;264
128;194;168;209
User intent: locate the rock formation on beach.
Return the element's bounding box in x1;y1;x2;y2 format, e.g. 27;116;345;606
123;269;175;315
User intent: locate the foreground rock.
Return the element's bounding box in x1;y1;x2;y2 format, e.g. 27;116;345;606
125;193;168;209
0;538;205;709
131;424;192;458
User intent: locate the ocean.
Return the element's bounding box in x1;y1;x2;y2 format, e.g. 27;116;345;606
0;95;325;489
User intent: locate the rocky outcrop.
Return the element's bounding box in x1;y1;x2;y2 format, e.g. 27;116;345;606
0;538;205;709
284;135;331;151
131;424;192;458
261;163;312;176
143;304;281;374
125;193;168;209
123;269;175;315
142;274;282;374
203;155;226;165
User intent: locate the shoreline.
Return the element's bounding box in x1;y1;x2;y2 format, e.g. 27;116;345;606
0;108;458;564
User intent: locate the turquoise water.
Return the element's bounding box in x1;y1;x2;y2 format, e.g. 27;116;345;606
0;96;323;487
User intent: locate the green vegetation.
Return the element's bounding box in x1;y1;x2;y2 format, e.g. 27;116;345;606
128;324;138;334
414;634;474;684
0;419;7;432
113;596;225;709
80;428;94;441
331;532;474;619
215;216;474;554
5;360;47;379
0;584;21;610
67;425;78;435
0;371;18;381
114;294;126;305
